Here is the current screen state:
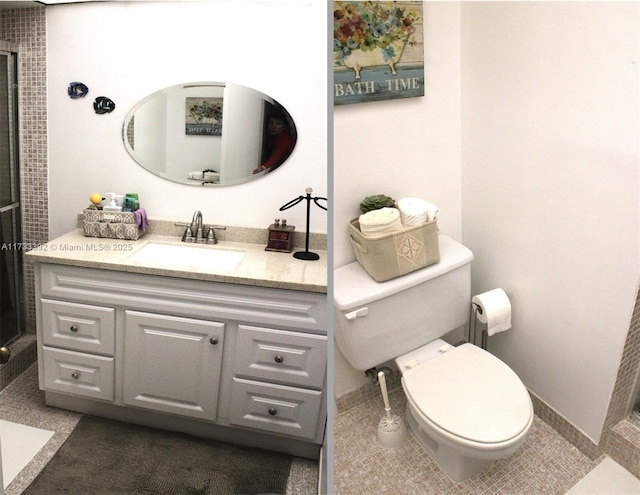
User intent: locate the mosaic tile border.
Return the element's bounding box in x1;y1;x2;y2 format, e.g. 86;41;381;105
607;419;640;479
0;6;48;339
0;334;36;392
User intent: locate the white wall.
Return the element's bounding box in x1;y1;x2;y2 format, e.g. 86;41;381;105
460;2;639;444
333;1;463;395
334;1;639;445
46;0;328;239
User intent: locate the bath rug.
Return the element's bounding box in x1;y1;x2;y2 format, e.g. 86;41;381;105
22;415;292;495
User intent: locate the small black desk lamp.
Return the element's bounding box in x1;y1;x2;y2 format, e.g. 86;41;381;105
279;187;327;260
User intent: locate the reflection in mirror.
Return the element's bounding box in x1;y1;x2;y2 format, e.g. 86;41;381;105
122;82;297;186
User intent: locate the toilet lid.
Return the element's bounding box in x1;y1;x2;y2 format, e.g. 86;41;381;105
403;344;532;444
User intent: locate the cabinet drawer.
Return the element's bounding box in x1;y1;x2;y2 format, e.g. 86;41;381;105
41;299;115;355
229;377;322;440
42;346;114;401
234;325;326;389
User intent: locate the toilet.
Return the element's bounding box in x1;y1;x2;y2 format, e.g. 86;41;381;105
334;235;533;482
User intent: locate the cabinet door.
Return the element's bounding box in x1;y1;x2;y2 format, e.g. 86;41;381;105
123;311;224;421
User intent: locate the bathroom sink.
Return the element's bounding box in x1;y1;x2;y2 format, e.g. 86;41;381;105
128;242;245;271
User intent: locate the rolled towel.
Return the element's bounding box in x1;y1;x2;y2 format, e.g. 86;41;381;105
397;197;439;226
187;171;204;180
203;171;220;182
358;207;404;238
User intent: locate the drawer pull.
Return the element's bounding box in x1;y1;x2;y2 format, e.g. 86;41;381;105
70;325;78;333
71;372;80;380
268;407;278;416
209;337;219;345
274;355;284;364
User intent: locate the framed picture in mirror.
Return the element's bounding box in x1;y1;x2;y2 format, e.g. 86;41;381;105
185;97;223;136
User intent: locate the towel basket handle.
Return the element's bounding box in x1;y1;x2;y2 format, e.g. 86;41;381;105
349;235;369;254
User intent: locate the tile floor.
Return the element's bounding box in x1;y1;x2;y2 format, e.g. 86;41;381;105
0;363;318;495
334;385;604;495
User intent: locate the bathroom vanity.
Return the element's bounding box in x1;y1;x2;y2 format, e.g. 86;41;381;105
25;229;327;459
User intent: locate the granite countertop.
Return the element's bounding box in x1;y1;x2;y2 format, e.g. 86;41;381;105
24;229;327;293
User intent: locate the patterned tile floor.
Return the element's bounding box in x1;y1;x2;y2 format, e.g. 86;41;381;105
334;386;601;495
0;363;318;495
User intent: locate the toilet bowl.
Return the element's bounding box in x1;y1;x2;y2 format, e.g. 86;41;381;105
334;235;533;481
396;340;533;481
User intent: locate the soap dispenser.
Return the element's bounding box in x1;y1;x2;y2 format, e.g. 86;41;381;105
103;192;122;212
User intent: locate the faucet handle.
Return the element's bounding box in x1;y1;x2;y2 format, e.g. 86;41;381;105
205;225;226;244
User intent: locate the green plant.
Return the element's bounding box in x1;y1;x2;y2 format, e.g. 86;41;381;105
359;194;396;213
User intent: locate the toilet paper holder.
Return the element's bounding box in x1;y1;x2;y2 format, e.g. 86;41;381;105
469;303;488;350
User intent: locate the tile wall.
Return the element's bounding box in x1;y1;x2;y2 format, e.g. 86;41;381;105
0;6;48;337
0;6;47;390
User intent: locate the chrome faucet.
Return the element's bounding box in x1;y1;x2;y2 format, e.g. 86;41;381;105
176;210;226;244
192;210;204;241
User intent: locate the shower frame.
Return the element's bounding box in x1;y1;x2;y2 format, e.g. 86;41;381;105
0;40;24;349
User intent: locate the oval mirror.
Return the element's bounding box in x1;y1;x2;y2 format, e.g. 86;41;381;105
122;82;297;186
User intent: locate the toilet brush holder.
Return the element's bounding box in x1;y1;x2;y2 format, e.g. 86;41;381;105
377;371;408;448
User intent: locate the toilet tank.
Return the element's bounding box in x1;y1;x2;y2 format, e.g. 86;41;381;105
334;235;473;370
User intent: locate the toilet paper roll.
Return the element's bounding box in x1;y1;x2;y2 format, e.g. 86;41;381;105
471;288;512;336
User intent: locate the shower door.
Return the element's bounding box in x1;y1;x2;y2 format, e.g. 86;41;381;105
0;44;23;348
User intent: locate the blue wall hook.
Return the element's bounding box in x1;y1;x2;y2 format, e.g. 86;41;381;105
68;81;89;99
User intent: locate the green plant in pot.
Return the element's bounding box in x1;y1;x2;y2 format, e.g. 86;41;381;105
359;194;396;213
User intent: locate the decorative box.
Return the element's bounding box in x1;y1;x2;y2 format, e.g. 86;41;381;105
349;217;440;282
82;209;143;240
265;223;295;253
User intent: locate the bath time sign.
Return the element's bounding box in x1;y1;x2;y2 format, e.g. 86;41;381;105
334;1;424;106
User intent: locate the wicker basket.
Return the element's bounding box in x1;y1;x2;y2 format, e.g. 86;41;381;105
349;218;440;282
82;209;143;240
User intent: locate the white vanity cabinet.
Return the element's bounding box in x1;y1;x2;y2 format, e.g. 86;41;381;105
33;261;327;458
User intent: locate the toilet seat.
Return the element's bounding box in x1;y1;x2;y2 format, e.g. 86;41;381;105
401;344;532;446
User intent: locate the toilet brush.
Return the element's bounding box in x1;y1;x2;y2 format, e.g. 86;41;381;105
376;371;408;448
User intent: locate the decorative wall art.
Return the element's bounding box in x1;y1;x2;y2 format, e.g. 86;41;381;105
185;97;223;135
333;1;424;106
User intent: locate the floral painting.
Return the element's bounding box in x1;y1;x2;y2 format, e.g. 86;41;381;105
334;1;424;105
185;97;223;136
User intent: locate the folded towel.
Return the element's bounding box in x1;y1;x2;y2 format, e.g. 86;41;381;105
397;197;439;226
187;171;220;182
358;207;404;238
134;208;149;233
203;171;220;182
